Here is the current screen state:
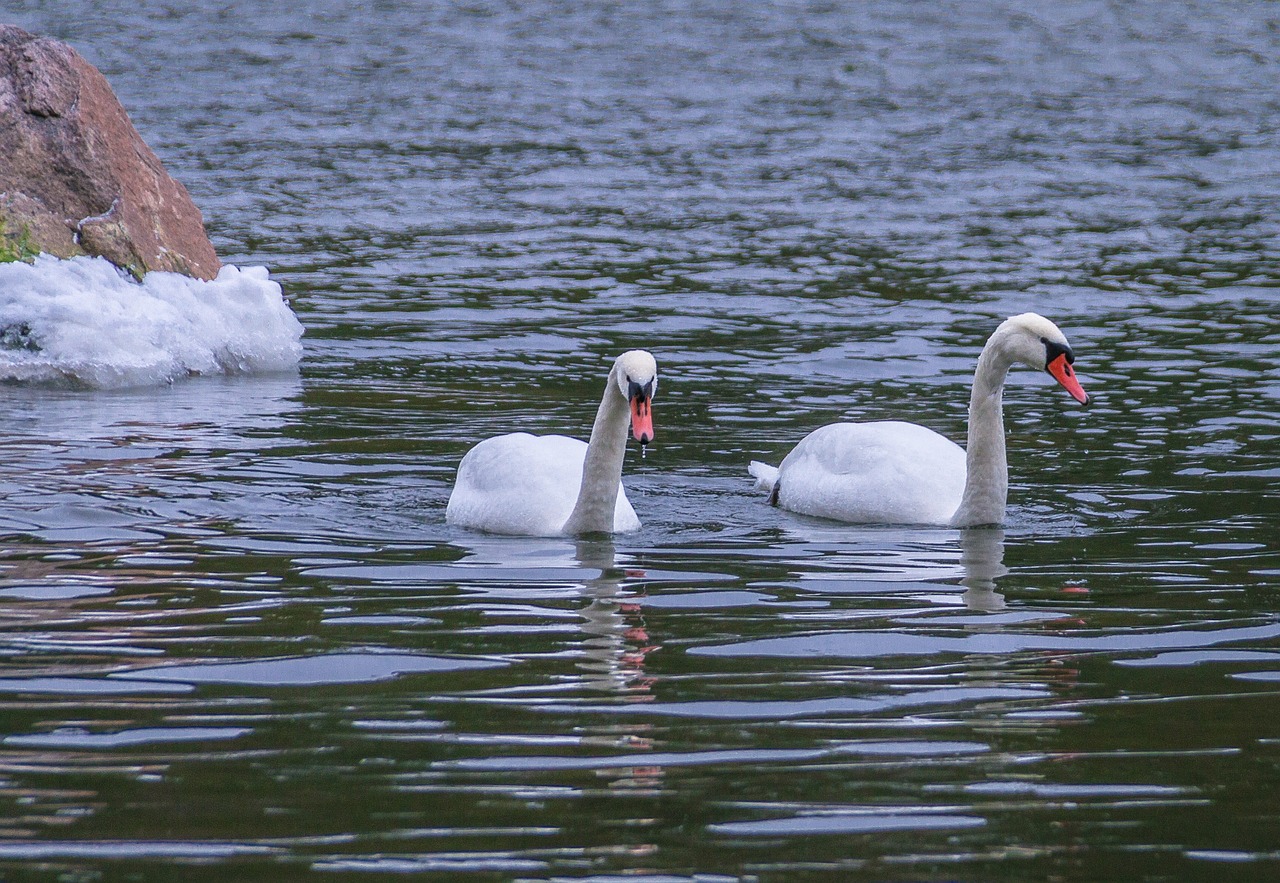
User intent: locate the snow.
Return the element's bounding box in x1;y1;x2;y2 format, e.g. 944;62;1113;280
0;255;303;388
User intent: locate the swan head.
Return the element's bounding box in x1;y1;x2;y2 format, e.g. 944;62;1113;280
997;313;1089;405
613;350;658;445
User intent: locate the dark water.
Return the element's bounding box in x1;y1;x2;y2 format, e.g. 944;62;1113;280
3;1;1280;879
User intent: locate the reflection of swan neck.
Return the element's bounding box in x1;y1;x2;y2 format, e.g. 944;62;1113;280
577;563;639;694
952;332;1013;527
564;363;629;534
960;527;1007;611
575;537;618;572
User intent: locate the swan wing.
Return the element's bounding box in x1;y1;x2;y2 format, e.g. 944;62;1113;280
446;433;639;535
611;489;641;533
447;434;585;535
748;460;780;492
775;421;966;524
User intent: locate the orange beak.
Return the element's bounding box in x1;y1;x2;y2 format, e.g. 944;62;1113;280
1047;352;1088;404
629;395;654;445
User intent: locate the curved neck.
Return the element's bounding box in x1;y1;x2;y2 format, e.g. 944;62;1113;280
951;335;1012;527
563;364;630;534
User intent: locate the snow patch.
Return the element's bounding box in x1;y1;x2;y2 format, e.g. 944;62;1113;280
0;255;303;388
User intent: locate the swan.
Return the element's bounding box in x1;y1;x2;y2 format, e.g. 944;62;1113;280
749;313;1088;527
446;350;657;536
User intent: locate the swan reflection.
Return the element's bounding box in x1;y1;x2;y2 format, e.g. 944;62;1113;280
574;538;657;700
446;535;658;700
781;521;1007;611
959;527;1007;612
572;537;662;795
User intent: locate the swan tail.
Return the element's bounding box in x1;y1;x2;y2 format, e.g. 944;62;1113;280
748;460;780;493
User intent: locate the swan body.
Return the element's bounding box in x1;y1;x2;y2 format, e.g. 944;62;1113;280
750;313;1088;527
447;350;657;536
749;421;967;524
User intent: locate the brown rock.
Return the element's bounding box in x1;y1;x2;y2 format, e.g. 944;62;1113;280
0;24;220;279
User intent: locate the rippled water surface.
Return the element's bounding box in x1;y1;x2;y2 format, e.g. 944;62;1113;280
4;1;1280;879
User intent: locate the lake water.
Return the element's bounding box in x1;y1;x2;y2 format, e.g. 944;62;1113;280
3;1;1280;879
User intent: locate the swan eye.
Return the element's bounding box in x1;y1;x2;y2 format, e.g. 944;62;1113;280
1043;339;1074;368
627;378;654;402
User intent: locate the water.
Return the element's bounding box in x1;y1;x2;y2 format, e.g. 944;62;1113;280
2;0;1280;879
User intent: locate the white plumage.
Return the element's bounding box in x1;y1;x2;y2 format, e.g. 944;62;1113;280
446;350;657;536
750;314;1088;527
751;420;967;525
447;433;641;536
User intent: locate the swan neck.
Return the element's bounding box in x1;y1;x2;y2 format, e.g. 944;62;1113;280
563;364;630;534
952;336;1012;527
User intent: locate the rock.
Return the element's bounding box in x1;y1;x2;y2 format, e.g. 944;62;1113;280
0;24;220;280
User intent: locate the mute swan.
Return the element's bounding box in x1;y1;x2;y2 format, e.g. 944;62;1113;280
749;313;1088;527
446;350;657;536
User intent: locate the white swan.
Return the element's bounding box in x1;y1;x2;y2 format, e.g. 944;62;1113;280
749;313;1088;527
446;350;657;536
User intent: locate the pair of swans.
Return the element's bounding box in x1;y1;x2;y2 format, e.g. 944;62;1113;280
445;313;1088;536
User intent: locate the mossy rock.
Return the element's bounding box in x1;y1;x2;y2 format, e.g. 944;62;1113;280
0;193;86;263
